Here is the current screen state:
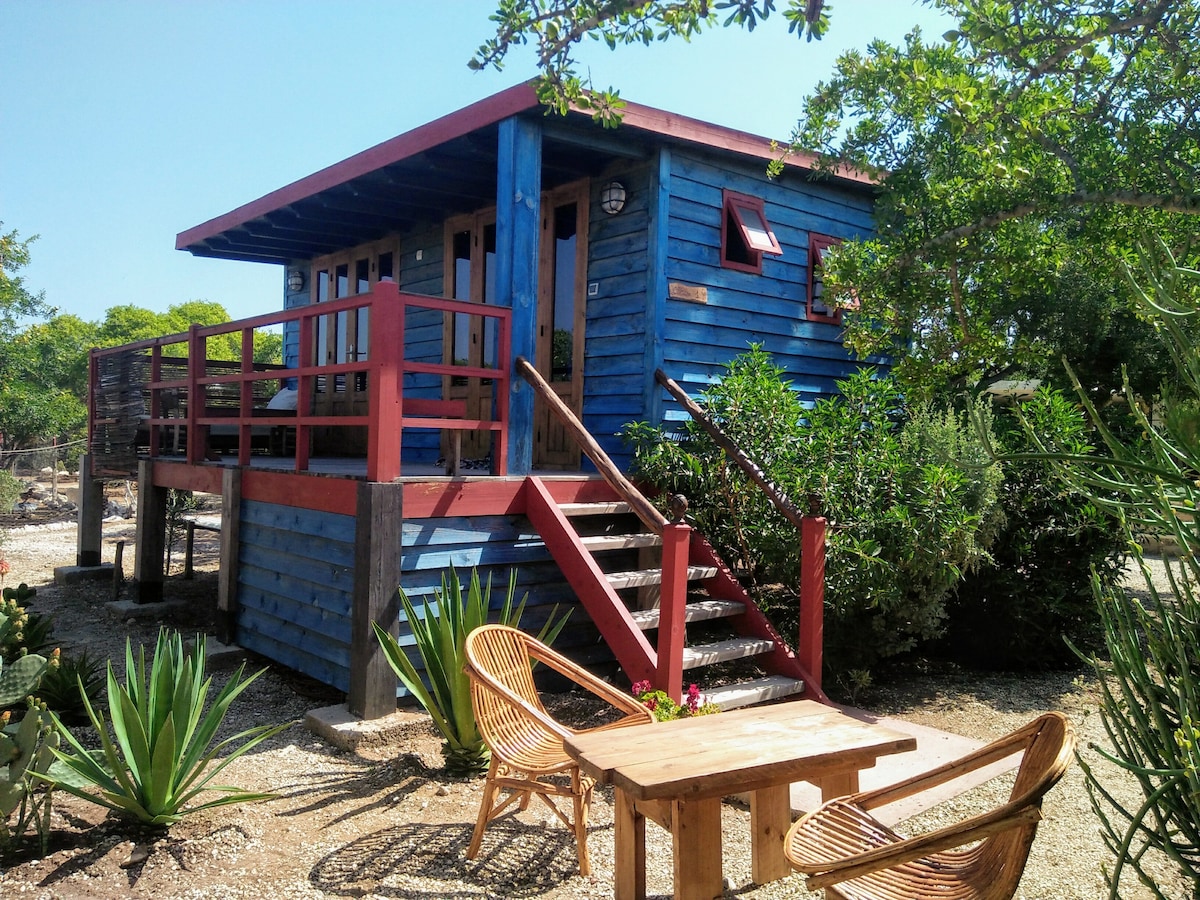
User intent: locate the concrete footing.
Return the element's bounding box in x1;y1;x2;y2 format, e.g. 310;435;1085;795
53;564;115;585
304;704;429;752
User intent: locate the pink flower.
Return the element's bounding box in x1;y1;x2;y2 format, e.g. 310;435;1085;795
686;683;701;713
631;680;651;697
644;697;658;711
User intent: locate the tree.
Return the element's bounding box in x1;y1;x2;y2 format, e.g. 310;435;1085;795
97;302;283;364
0;225;51;339
479;1;1200;400
788;0;1200;399
473;1;830;122
0;315;98;459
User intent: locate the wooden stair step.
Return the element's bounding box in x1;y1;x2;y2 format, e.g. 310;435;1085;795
701;676;806;712
558;501;633;516
607;565;718;590
681;636;775;669
628;599;745;631
580;533;663;551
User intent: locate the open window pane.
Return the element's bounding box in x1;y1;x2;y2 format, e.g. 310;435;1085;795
729;199;782;255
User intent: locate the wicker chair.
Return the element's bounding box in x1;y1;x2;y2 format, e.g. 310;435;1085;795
784;711;1075;900
463;624;655;875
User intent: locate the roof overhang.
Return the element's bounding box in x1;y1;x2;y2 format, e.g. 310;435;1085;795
177;82;874;265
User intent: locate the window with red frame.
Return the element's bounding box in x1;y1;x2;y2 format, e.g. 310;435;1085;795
721;190;782;274
808;234;848;323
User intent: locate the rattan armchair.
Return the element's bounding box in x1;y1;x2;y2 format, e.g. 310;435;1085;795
463;624;655;875
784;711;1075;900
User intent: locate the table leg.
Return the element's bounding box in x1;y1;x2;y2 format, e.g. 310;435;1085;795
614;789;646;900
671;797;723;900
750;784;792;885
816;770;860;802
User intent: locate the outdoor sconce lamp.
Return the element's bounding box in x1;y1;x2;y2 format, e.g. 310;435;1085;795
287;269;305;293
600;180;627;215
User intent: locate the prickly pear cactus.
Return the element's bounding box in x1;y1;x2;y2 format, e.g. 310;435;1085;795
1;583;36;606
0;701;60;855
0;611;50;706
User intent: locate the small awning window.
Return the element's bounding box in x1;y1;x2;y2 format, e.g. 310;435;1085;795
721;190;782;274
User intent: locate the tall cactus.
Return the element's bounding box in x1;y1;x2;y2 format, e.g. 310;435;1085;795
0;609;56;856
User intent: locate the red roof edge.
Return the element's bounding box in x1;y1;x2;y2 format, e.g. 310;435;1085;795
175;82;542;251
609;97;875;186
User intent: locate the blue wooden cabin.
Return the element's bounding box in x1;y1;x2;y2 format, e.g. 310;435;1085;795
82;83;875;720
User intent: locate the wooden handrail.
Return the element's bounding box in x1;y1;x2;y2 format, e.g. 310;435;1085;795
655;368;810;530
515;356;667;535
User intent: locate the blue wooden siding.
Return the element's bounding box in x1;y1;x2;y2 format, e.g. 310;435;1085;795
583;164;653;469
659;151;876;420
235;500;612;698
236;500;357;691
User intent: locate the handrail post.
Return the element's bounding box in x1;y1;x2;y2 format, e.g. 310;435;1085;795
367;282;403;482
238;325;254;467
186;324;204;465
799;496;825;695
656;495;691;703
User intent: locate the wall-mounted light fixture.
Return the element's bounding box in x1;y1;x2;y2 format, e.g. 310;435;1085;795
287;269;306;293
600;180;627;215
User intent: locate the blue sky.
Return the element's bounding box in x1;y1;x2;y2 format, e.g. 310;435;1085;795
3;1;952;325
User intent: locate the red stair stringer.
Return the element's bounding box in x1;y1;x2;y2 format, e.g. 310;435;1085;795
523;476;658;685
690;532;831;704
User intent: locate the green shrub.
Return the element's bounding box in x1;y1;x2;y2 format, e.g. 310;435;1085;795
0;597;54;667
0;471;21;516
44;630;291;827
625;350;1003;671
945;389;1127;669
373;566;569;776
631;681;719;721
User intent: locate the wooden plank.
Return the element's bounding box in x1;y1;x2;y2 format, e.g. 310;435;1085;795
672;797;724;900
241;469;358;516
496;114;541;476
133;460;167;603
75;453;104;567
613;790;646;900
217;467;242;643
349;481;404;719
237;564;354;619
750;785;793;885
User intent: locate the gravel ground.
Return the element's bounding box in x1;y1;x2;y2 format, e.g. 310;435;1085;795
0;515;1193;899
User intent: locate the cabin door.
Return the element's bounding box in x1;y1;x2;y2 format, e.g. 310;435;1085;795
444;214;498;463
443;180;588;469
533;182;588;470
310;241;398;454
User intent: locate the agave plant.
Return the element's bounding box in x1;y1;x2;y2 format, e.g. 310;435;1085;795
42;630;292;826
373;566;568;776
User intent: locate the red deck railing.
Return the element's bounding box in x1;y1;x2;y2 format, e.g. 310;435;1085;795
88;282;511;482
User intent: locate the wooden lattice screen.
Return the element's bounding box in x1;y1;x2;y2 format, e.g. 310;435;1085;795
90;349;149;477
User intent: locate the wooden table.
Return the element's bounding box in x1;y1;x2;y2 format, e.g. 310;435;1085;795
564;700;917;900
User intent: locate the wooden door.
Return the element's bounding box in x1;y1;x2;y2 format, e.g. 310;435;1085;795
443;213;498;463
533;181;589;470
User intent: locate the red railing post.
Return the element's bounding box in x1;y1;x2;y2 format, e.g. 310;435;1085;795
799;500;826;695
238;325;254;467
656;502;691;703
367;282;403;482
186;324;205;466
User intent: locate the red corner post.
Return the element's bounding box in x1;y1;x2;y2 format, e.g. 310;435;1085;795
367;282;403;482
799;506;826;695
657;513;691;704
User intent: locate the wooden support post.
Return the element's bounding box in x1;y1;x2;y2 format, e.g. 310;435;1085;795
133;460;167;604
656;519;691;703
76;453;105;567
112;540;125;601
799;507;826;694
348;481;403;720
217;467;242;644
183;521;196;580
496;115;541;476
